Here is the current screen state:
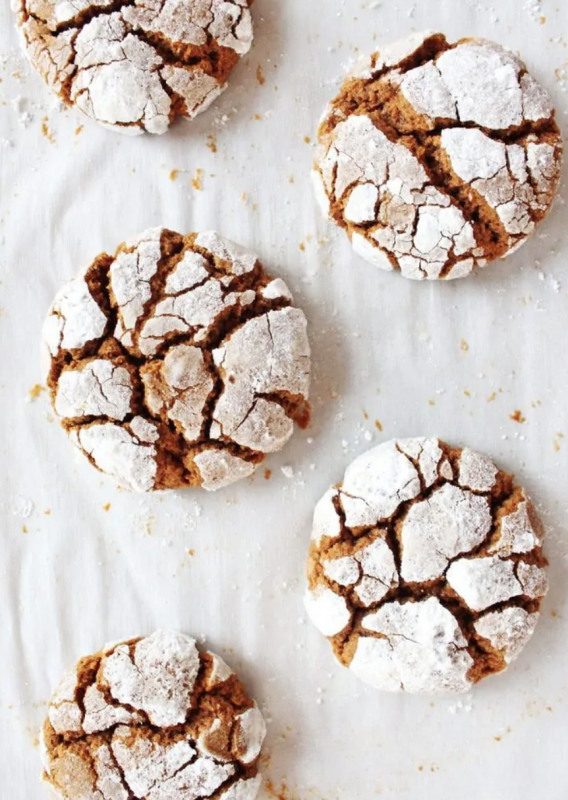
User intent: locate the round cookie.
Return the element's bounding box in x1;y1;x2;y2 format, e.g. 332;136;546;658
41;630;266;800
13;0;253;135
304;438;548;694
43;228;311;492
312;32;562;280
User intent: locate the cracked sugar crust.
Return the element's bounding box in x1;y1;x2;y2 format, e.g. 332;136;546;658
304;438;548;694
13;0;254;135
313;32;562;280
43;228;311;492
41;630;266;800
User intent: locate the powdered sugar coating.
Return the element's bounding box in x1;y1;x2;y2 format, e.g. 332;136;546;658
322;535;399;608
55;360;133;420
212;308;310;453
15;0;254;134
71;419;159;492
43;274;108;356
233;705;266;765
193;449;256;491
311;489;342;545
440;127;552;241
305;438;548;694
304;586;350;637
102;631;200;727
447;555;522;612
313;32;562;280
401;484;492;582
458;447;498;492
222;776;263;800
41;630;266;800
353;598;474;694
489;498;544;555
475;608;539;664
339;438;421;528
43;228;311;492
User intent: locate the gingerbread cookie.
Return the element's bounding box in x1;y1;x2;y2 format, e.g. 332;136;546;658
41;630;266;800
13;0;253;134
313;32;562;280
43;228;311;491
305;438;548;693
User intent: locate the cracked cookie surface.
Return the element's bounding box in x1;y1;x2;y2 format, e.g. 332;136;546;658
312;31;562;280
43;227;311;492
41;630;266;800
304;438;548;694
13;0;254;134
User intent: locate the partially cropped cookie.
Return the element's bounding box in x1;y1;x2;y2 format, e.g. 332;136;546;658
41;630;266;800
13;0;253;134
43;228;311;491
305;438;548;694
313;32;562;280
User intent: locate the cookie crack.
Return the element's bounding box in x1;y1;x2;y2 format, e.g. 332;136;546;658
24;0;137;33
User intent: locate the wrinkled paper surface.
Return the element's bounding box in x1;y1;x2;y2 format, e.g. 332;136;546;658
0;1;567;798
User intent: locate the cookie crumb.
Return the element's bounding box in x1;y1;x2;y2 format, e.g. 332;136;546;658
28;384;45;401
510;410;527;424
74;125;83;136
460;339;469;352
264;469;272;480
102;503;111;512
374;420;383;431
303;135;311;144
41;116;55;143
191;169;205;190
169;169;182;182
206;133;217;153
256;65;266;85
265;780;290;800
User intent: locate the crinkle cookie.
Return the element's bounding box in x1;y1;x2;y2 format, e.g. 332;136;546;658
41;630;266;800
313;32;562;280
304;438;548;694
13;0;253;135
43;228;311;492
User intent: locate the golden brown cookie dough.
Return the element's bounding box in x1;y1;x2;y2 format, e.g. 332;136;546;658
313;32;563;280
13;0;254;134
305;438;548;694
41;630;266;800
43;228;311;492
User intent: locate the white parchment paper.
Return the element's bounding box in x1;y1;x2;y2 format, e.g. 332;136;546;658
1;1;567;798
